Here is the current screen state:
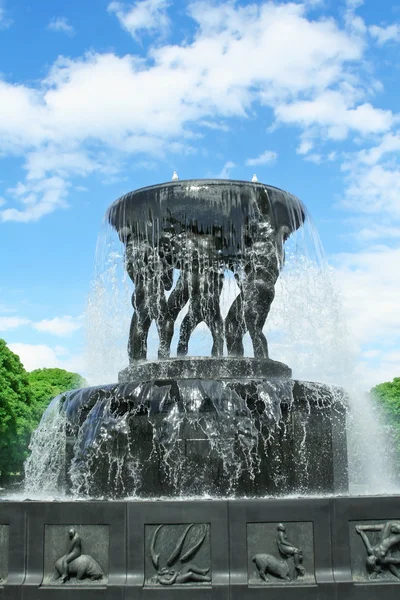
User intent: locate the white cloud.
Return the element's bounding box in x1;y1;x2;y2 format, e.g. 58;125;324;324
8;342;83;373
108;0;170;38
216;160;235;179
305;153;322;164
33;315;83;336
47;17;75;36
275;91;392;140
0;6;12;29
0;1;388;222
22;148;102;182
345;0;364;8
355;223;400;242
245;150;277;166
297;140;313;155
0;316;30;331
0;304;16;314
331;245;400;389
344;1;366;36
354;132;400;166
341;162;400;218
369;23;400;46
333;246;400;347
355;359;400;391
338;131;400;243
1;176;69;222
0;314;83;336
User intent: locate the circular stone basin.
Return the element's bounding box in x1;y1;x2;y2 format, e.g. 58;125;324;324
107;179;306;252
119;357;292;383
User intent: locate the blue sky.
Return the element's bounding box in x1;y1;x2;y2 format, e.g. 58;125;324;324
0;0;399;389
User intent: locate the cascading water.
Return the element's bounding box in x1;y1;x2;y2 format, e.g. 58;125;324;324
24;395;68;496
23;179;399;500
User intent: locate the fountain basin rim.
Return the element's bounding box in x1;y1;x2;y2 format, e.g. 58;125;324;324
107;178;302;211
106;179;307;218
113;178;296;196
119;356;292;382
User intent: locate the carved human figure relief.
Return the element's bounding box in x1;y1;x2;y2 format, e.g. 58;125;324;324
251;523;310;583
146;524;211;586
51;528;104;584
355;521;400;580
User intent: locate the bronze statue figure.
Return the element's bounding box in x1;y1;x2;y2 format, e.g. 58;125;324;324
149;524;211;586
109;181;305;366
356;521;400;579
276;523;305;576
125;237;174;361
226;222;289;358
52;529;104;584
175;234;224;358
59;528;82;583
253;523;305;583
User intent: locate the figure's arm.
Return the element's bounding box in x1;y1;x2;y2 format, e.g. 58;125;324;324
67;536;81;560
158;573;178;586
280;534;294;547
356;525;383;533
355;529;374;555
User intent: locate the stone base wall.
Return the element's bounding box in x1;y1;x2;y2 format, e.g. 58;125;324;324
1;496;400;598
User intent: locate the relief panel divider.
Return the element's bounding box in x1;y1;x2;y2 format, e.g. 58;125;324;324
0;502;25;600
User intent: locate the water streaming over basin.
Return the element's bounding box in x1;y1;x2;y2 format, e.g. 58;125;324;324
21;180;400;499
25;378;349;499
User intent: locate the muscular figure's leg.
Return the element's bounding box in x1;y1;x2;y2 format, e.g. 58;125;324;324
209;317;224;356
388;564;400;580
177;571;211;583
128;308;152;361
188;565;210;576
245;283;274;359
177;309;199;356
61;548;80;582
293;550;305;575
128;276;153;361
225;294;245;356
160;275;190;358
357;530;374;555
207;272;224;357
247;321;269;358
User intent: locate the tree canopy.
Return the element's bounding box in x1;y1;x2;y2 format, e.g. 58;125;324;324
28;367;86;421
371;377;400;446
0;339;86;481
0;338;34;479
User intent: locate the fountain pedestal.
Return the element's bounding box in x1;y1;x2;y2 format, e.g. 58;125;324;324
119;356;292;381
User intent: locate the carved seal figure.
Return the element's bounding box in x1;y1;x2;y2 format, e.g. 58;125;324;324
252;553;291;581
53;554;104;583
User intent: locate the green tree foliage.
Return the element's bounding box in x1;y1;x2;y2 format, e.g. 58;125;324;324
371;377;400;447
27;367;86;421
0;338;34;480
0;339;86;481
